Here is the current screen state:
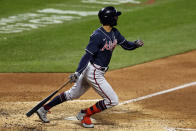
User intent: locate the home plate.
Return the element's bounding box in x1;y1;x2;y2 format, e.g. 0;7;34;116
65;116;96;122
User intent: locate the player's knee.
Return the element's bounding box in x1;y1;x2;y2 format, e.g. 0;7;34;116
65;90;81;100
112;94;119;106
71;95;80;100
105;96;119;108
111;97;119;106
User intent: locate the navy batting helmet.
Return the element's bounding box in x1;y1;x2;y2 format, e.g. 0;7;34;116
98;6;121;26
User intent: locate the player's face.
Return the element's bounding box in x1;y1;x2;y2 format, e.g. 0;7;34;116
113;16;118;26
114;16;118;21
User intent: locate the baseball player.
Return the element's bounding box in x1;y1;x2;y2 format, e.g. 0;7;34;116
37;6;144;128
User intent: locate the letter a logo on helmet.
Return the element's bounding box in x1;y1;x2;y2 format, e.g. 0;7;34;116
98;6;121;27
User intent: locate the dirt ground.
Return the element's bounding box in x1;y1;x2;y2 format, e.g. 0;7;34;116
0;50;196;131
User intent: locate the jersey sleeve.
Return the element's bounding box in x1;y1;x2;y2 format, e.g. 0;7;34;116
120;41;138;50
76;51;93;74
114;28;126;45
85;33;101;55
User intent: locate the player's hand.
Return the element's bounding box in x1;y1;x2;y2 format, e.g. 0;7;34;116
134;40;144;47
69;72;80;83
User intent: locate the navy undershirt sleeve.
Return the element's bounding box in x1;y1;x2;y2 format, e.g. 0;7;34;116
120;40;138;50
76;51;93;74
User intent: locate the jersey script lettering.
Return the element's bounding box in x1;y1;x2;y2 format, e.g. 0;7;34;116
101;39;117;51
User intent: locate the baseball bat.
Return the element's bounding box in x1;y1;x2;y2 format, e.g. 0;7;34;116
26;80;71;117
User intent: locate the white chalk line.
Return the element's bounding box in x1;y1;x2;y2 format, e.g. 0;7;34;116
65;82;196;131
119;81;196;105
64;116;97;122
65;82;196;124
70;82;196;105
20;82;196;104
167;127;196;131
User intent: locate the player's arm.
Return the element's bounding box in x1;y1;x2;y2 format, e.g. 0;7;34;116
69;51;93;83
76;51;93;74
120;40;144;50
114;28;144;50
69;33;100;83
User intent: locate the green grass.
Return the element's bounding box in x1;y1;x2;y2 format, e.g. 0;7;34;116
0;0;196;72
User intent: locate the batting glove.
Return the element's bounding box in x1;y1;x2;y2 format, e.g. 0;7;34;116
134;40;144;47
69;72;80;83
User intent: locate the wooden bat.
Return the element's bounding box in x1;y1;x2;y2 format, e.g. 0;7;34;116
26;80;71;117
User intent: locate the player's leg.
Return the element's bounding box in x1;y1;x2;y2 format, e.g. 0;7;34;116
44;76;90;110
82;70;118;113
76;66;118;128
37;74;90;123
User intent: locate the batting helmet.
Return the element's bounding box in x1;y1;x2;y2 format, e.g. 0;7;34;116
98;6;121;26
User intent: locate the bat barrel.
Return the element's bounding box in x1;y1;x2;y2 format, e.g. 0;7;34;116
26;91;58;117
26;80;70;117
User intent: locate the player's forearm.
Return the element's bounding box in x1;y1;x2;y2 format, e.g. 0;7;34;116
76;51;93;74
120;40;138;50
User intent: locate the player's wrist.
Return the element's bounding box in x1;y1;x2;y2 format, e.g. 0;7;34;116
74;72;80;78
69;72;80;83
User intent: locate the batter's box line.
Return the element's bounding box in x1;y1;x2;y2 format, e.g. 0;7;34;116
118;81;196;106
67;82;196;105
166;127;196;131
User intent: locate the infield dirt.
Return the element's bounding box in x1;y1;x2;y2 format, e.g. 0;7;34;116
0;50;196;131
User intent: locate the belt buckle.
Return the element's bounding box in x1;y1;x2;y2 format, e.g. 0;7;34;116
100;68;105;71
101;67;108;72
92;63;108;72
